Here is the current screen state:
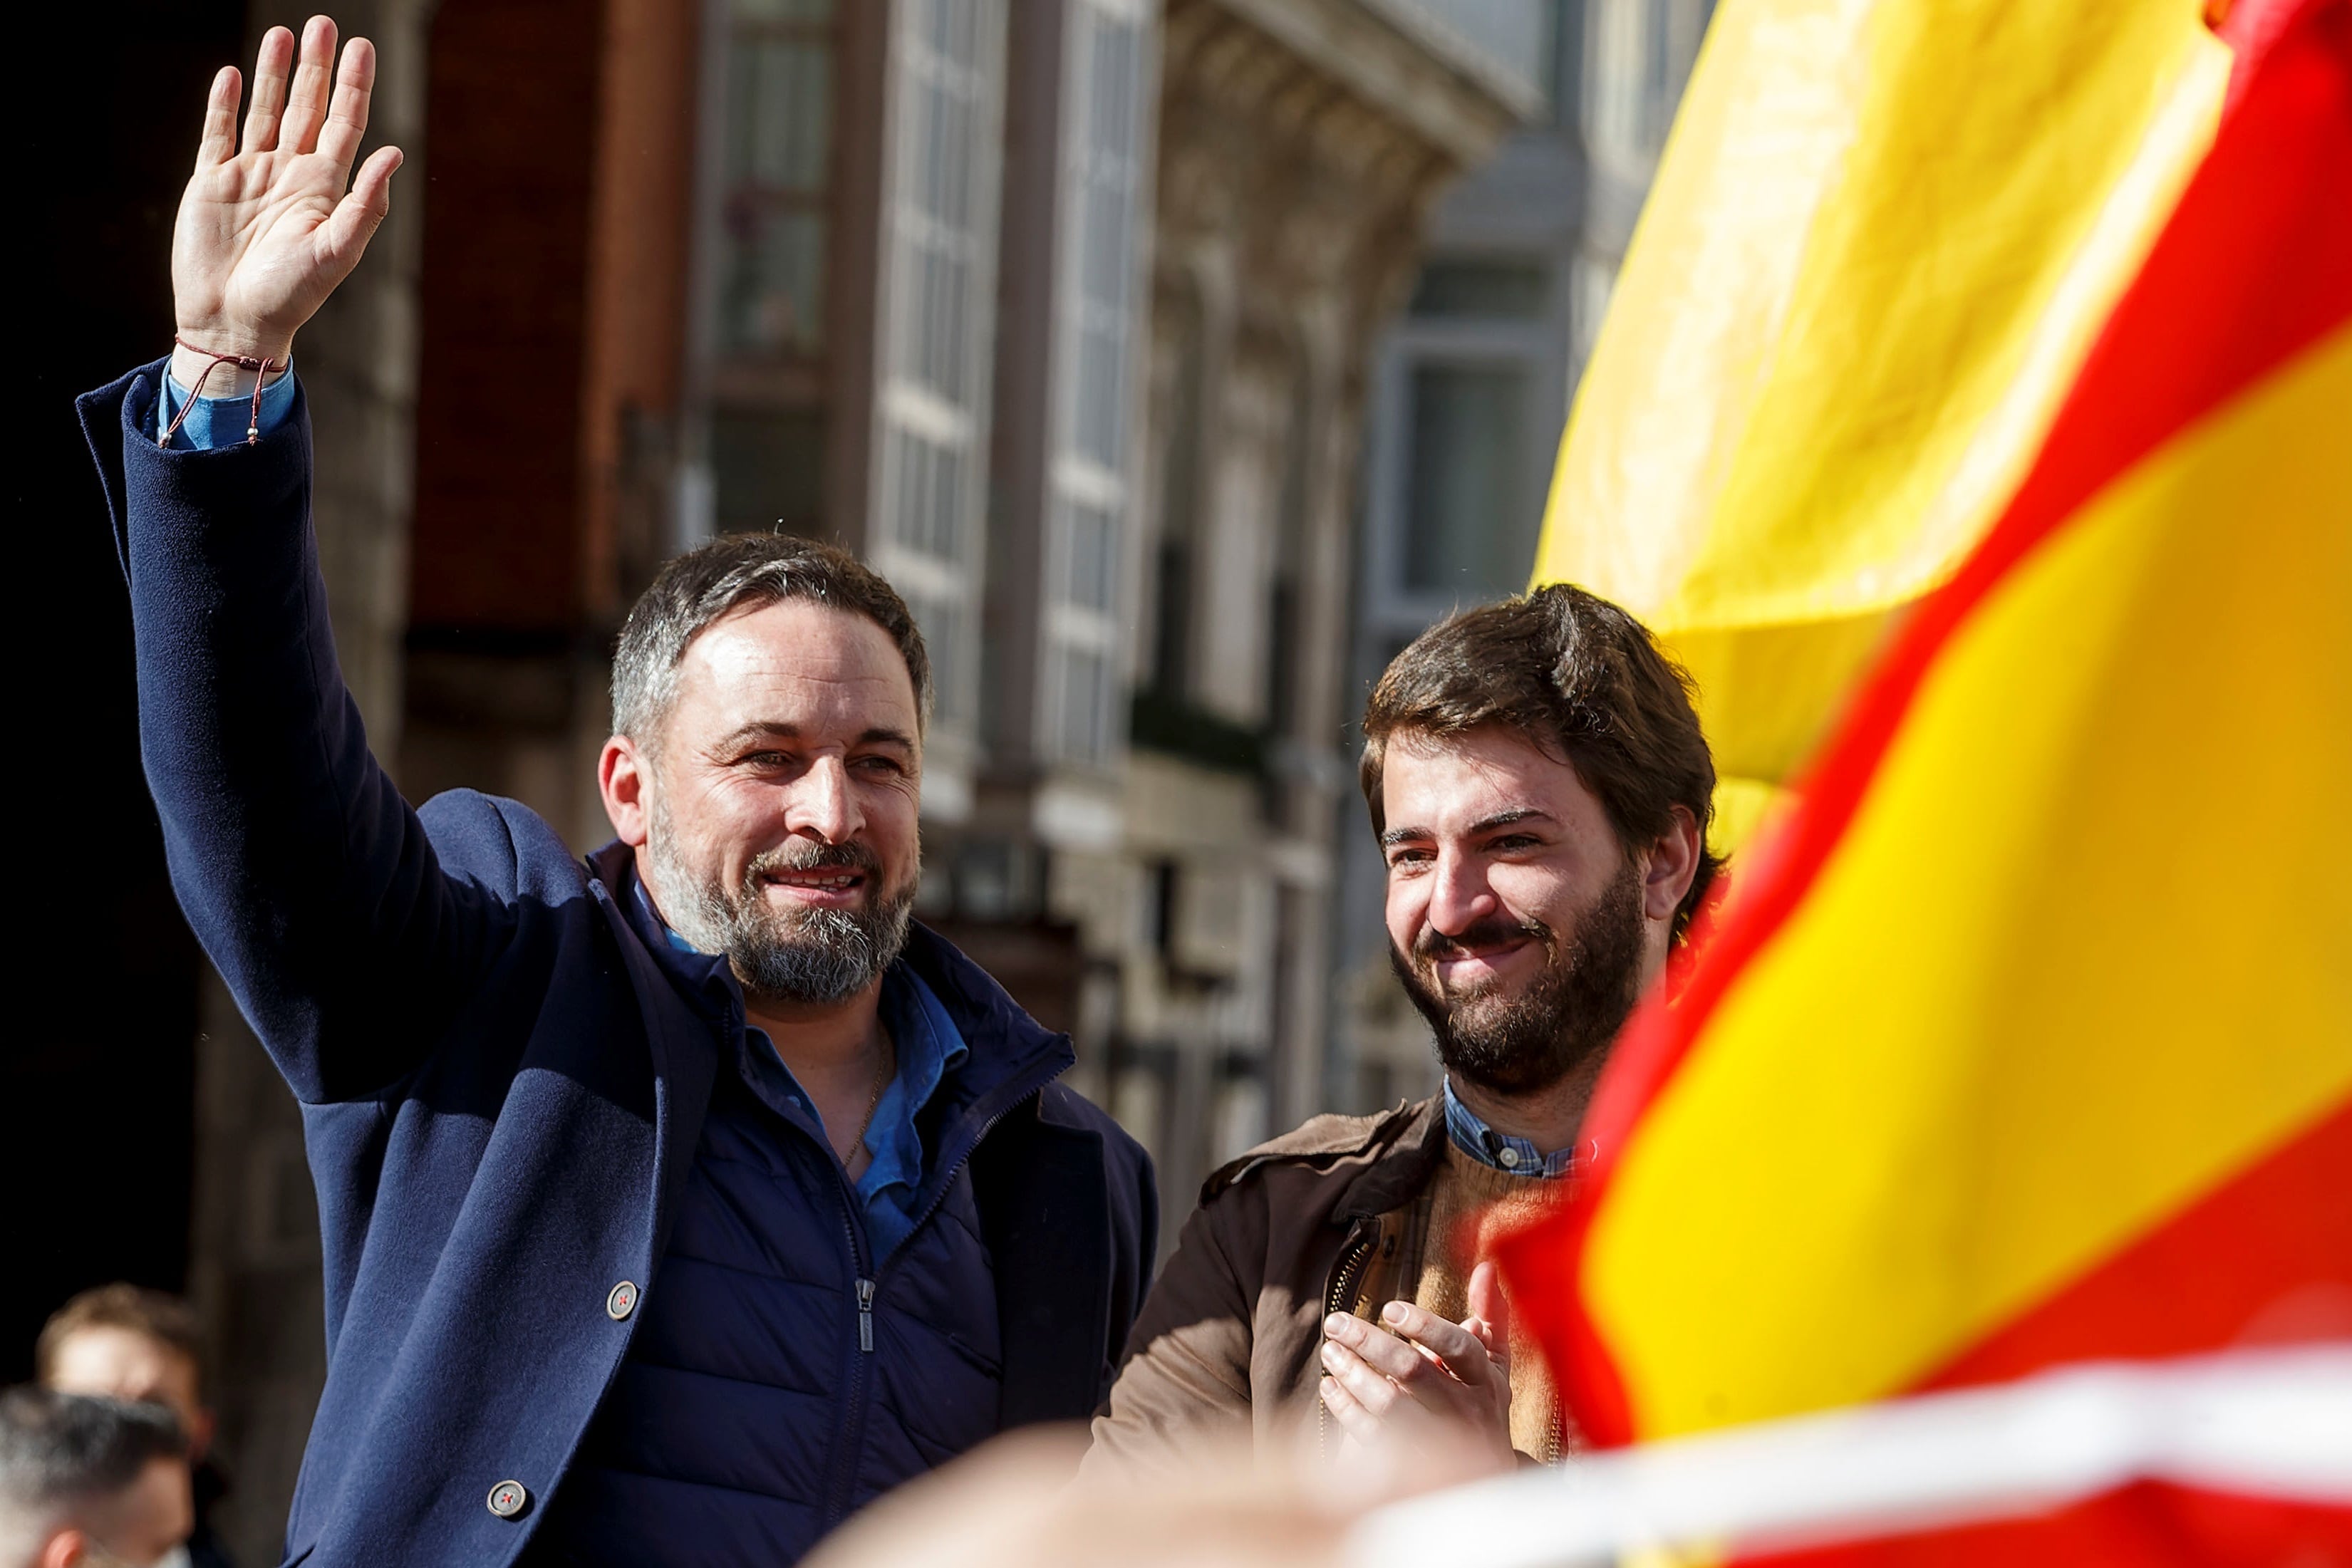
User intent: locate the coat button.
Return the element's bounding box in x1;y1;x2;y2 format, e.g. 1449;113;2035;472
487;1480;528;1518
607;1280;639;1321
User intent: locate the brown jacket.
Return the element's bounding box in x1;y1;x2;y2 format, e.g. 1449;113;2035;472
1082;1097;1449;1478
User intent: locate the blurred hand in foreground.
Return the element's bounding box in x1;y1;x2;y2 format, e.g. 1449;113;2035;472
175;14;403;365
1319;1260;1517;1475
807;1413;1501;1568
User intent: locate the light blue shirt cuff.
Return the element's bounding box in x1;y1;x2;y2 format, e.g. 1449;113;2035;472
157;361;298;450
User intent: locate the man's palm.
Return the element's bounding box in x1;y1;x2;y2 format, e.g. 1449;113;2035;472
175;17;403;363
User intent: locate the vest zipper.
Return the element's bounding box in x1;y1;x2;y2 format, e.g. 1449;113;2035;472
1316;1222;1378;1459
823;1202;876;1527
820;1071;1060;1526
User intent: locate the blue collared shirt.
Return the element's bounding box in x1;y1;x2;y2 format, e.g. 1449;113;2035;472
639;883;967;1260
157;362;299;447
1442;1076;1590;1180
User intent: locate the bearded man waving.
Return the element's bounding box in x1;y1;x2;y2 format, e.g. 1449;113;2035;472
76;19;1152;1566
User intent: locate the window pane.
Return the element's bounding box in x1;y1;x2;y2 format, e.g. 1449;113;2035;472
720;205;827;354
1403;363;1533;595
888;427;966;561
1073;317;1124;465
1062;498;1117;611
730;40;831;190
715;6;832;362
1409;259;1549;319
906;588;967;720
1063;7;1142;468
1063;646;1111;762
1049;643;1115;763
713;407;827;536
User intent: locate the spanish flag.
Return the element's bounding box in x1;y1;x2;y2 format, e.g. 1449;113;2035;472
1535;0;2241;851
1503;0;2352;1496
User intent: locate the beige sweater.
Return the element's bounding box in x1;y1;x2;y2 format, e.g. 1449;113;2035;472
1351;1139;1580;1461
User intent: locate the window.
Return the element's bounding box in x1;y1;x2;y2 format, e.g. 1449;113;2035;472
713;407;827;535
873;0;1006;731
717;0;833;358
1409;259;1550;319
1149;295;1203;699
891;0;991;401
1063;4;1146;469
1403;363;1534;596
1041;1;1150;769
1063;494;1119;612
707;0;836;541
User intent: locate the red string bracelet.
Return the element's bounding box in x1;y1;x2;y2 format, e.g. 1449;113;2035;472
159;337;287;448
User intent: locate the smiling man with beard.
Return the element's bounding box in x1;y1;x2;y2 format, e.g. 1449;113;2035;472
1084;584;1719;1478
74;23;1153;1566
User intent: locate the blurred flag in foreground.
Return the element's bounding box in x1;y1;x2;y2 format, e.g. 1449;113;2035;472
1501;0;2352;1505
1358;1346;2352;1566
1533;0;2236;851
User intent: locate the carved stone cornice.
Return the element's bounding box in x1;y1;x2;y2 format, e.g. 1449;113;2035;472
1154;0;1525;363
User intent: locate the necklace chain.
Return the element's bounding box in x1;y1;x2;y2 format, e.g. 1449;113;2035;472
844;1034;893;1163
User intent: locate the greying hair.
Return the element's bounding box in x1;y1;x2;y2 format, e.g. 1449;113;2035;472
611;534;933;749
0;1386;185;1546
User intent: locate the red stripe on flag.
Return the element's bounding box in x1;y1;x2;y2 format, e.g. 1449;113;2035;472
1508;0;2352;1446
1732;1480;2352;1568
1915;1098;2352;1394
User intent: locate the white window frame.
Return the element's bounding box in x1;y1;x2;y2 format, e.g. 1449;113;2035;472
871;0;1008;733
1038;0;1154;771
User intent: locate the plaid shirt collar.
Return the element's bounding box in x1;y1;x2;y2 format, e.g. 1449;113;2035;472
1441;1076;1590;1180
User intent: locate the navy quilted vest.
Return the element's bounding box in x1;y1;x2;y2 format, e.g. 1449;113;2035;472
529;888;1042;1566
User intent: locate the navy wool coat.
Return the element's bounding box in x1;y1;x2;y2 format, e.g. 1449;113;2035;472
79;363;1157;1567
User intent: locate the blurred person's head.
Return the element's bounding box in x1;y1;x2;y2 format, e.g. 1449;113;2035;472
601;535;930;1010
34;1290;209;1465
1362;584;1721;1098
0;1388;190;1568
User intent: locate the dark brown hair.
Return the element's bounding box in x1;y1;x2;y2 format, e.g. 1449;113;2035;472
1360;583;1725;939
611;534;933;747
35;1284;204;1398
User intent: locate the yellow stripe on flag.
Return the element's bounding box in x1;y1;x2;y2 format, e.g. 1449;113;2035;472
1582;326;2352;1438
1535;0;2230;846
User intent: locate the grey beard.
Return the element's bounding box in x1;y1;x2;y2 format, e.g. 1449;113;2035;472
645;803;915;1006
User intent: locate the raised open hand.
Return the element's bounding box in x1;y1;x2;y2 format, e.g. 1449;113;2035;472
174;16;403;365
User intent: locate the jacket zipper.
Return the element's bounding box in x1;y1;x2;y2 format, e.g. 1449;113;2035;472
823;1199;876;1526
818;1071;1058;1526
1316;1222;1378;1459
